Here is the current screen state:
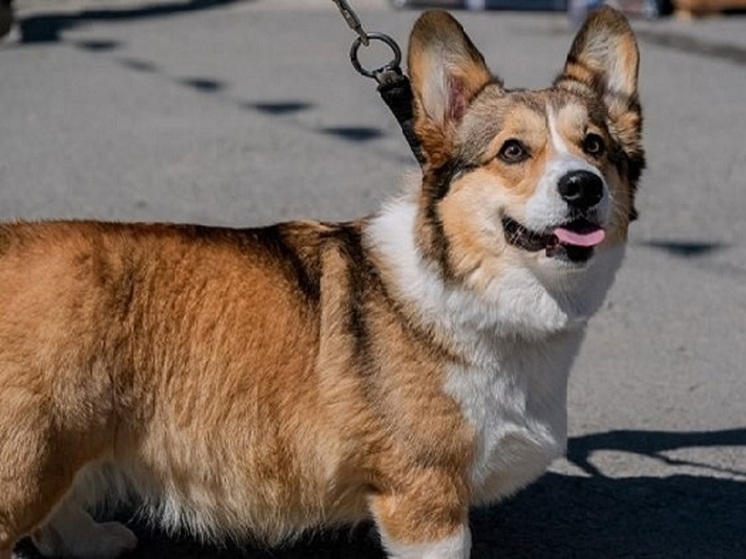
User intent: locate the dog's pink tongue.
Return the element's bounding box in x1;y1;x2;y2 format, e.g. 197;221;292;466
553;226;605;247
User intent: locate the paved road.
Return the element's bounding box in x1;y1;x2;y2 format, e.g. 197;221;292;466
2;1;746;557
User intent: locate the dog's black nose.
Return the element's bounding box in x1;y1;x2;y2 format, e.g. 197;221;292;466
558;171;604;209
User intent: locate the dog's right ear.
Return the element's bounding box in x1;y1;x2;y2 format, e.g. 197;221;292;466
408;11;494;167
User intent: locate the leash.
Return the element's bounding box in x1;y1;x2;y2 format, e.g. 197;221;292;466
331;0;425;167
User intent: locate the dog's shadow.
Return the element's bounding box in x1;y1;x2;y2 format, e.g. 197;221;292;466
13;429;746;559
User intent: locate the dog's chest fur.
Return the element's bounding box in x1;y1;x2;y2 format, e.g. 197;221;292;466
366;198;619;503
443;331;582;502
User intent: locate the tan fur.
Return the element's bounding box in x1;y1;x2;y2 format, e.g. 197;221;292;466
0;221;473;550
0;8;643;558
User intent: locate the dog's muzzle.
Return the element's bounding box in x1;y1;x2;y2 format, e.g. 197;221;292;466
502;215;606;264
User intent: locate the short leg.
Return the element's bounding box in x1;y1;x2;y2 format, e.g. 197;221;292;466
0;390;74;557
32;498;137;559
369;472;471;559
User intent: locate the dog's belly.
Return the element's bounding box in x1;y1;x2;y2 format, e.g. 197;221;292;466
76;443;371;544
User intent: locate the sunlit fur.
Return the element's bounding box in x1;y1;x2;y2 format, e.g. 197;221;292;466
0;8;643;559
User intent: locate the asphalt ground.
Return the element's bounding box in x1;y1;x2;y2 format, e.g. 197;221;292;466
2;1;745;557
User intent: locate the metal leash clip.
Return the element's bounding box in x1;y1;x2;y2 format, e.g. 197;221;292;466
350;32;402;83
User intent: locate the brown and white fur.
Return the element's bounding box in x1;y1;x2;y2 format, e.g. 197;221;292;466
0;8;644;559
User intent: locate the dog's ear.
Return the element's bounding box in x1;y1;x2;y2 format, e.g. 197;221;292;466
408;11;495;166
555;7;642;162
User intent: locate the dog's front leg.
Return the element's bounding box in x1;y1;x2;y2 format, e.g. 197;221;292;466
369;473;471;559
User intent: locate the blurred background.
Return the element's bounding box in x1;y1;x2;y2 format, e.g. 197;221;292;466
2;0;746;557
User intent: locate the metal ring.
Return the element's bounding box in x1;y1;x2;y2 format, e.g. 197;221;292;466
350;32;402;79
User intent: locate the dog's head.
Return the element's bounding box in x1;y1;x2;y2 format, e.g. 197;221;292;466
408;8;644;284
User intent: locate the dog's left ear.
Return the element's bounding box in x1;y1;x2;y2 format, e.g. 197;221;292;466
555;7;642;162
408;10;494;166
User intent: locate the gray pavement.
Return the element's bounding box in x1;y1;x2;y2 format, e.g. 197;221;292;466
2;1;746;557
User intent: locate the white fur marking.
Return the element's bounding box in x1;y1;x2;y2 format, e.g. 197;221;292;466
547;106;571;155
380;526;471;559
444;333;577;502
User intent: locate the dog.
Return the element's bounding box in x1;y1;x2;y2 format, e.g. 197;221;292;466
0;7;644;559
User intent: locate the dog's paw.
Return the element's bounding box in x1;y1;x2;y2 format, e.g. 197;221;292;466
33;520;137;559
89;522;138;557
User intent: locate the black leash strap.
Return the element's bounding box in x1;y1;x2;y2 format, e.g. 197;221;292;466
332;0;425;168
375;70;425;168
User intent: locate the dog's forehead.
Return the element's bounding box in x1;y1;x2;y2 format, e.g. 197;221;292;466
459;86;601;158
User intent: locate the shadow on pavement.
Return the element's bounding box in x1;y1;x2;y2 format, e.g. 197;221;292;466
639;239;729;259
18;0;245;43
567;427;746;477
13;428;746;558
472;469;746;558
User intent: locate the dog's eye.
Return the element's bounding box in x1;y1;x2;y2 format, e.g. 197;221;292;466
583;134;605;157
498;140;529;163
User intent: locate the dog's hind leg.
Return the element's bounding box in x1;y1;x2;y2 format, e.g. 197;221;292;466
0;387;76;558
0;533;12;559
32;462;138;559
0;384;133;558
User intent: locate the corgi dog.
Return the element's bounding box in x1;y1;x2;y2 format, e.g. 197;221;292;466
0;7;644;559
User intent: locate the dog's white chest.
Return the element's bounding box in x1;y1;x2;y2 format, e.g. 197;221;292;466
444;333;581;504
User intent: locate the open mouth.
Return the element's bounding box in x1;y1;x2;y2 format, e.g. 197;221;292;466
502;216;606;263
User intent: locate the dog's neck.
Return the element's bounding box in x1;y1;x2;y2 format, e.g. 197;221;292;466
364;195;625;354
